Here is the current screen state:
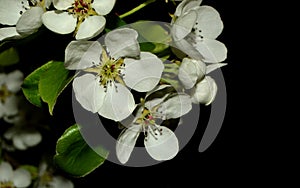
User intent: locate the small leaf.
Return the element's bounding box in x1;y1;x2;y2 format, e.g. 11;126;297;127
38;61;74;115
22;61;55;107
0;47;19;66
131;21;170;53
54;124;108;177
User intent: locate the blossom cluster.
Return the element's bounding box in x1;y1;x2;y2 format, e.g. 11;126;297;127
0;0;228;184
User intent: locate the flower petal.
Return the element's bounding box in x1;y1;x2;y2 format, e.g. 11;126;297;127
53;0;73;10
206;63;227;74
194;6;223;39
174;0;202;17
21;130;42;147
65;41;103;70
0;27;22;41
2;95;19;117
105;28;140;59
73;74;105;113
159;94;192;119
172;38;202;60
194;39;227;63
116;124;141;164
12;168;31;188
75;15;106;40
191;76;217;105
44;0;53;9
0;0;29;25
42;11;76;34
93;0;116;15
144;126;179;161
16;7;44;36
50;176;74;188
178;58;206;89
123;52;164;92
6;70;24;93
98;83;135;122
12;135;27;150
0;161;13;182
171;10;197;41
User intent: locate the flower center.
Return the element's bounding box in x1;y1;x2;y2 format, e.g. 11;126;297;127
0;84;12;103
0;180;16;188
84;50;125;90
136;107;163;141
68;0;97;18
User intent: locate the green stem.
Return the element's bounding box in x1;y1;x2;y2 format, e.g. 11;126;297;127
119;0;157;19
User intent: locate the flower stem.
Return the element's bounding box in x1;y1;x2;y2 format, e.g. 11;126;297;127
119;0;157;19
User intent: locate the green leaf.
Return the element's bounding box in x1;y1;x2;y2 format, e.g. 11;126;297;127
22;61;74;114
131;21;170;53
54;124;108;177
38;61;74;115
22;61;55;108
0;47;19;66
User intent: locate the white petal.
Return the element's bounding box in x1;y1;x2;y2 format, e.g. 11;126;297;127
174;0;202;17
21;130;42;147
0;0;29;25
65;41;103;70
3;127;18;140
53;0;73;10
0;27;22;41
191;76;217;105
181;0;202;15
93;0;116;15
171;10;197;41
16;7;44;36
0;161;13;181
50;176;74;188
98;83;135;121
145;97;165;111
116;124;141;164
42;11;76;34
12;135;27;150
73;74;105;113
105;28;140;59
144;126;179;161
159;94;192;119
178;58;206;89
75;15;106;40
195;39;227;63
2;95;19;116
44;0;53;9
12;168;31;188
172;39;202;60
6;70;24;93
123;52;164;92
206;63;227;74
194;6;223;39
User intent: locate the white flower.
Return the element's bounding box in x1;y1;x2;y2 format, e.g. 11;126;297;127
0;70;23;119
0;0;51;41
36;162;74;188
0;161;31;188
178;57;226;105
37;176;74;188
4;126;42;150
116;92;192;164
42;0;116;40
171;0;227;63
65;28;164;121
